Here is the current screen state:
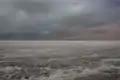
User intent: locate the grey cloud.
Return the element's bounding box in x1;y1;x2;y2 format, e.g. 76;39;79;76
56;0;120;27
0;0;120;32
13;2;49;13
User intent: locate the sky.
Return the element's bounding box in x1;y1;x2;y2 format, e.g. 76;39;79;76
0;0;120;33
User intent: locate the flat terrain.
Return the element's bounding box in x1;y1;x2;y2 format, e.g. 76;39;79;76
0;41;120;80
0;41;120;58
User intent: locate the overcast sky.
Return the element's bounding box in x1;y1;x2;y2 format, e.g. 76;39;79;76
0;0;120;32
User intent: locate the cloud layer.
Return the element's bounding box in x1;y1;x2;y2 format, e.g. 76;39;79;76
0;0;120;32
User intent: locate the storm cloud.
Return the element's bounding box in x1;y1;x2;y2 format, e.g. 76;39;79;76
0;0;120;32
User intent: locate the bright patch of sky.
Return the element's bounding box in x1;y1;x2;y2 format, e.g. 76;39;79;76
15;10;28;22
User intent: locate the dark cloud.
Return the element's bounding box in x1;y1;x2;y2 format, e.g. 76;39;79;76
12;1;50;13
56;0;120;27
0;0;120;32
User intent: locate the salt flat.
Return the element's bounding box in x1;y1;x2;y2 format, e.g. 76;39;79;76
0;41;120;58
